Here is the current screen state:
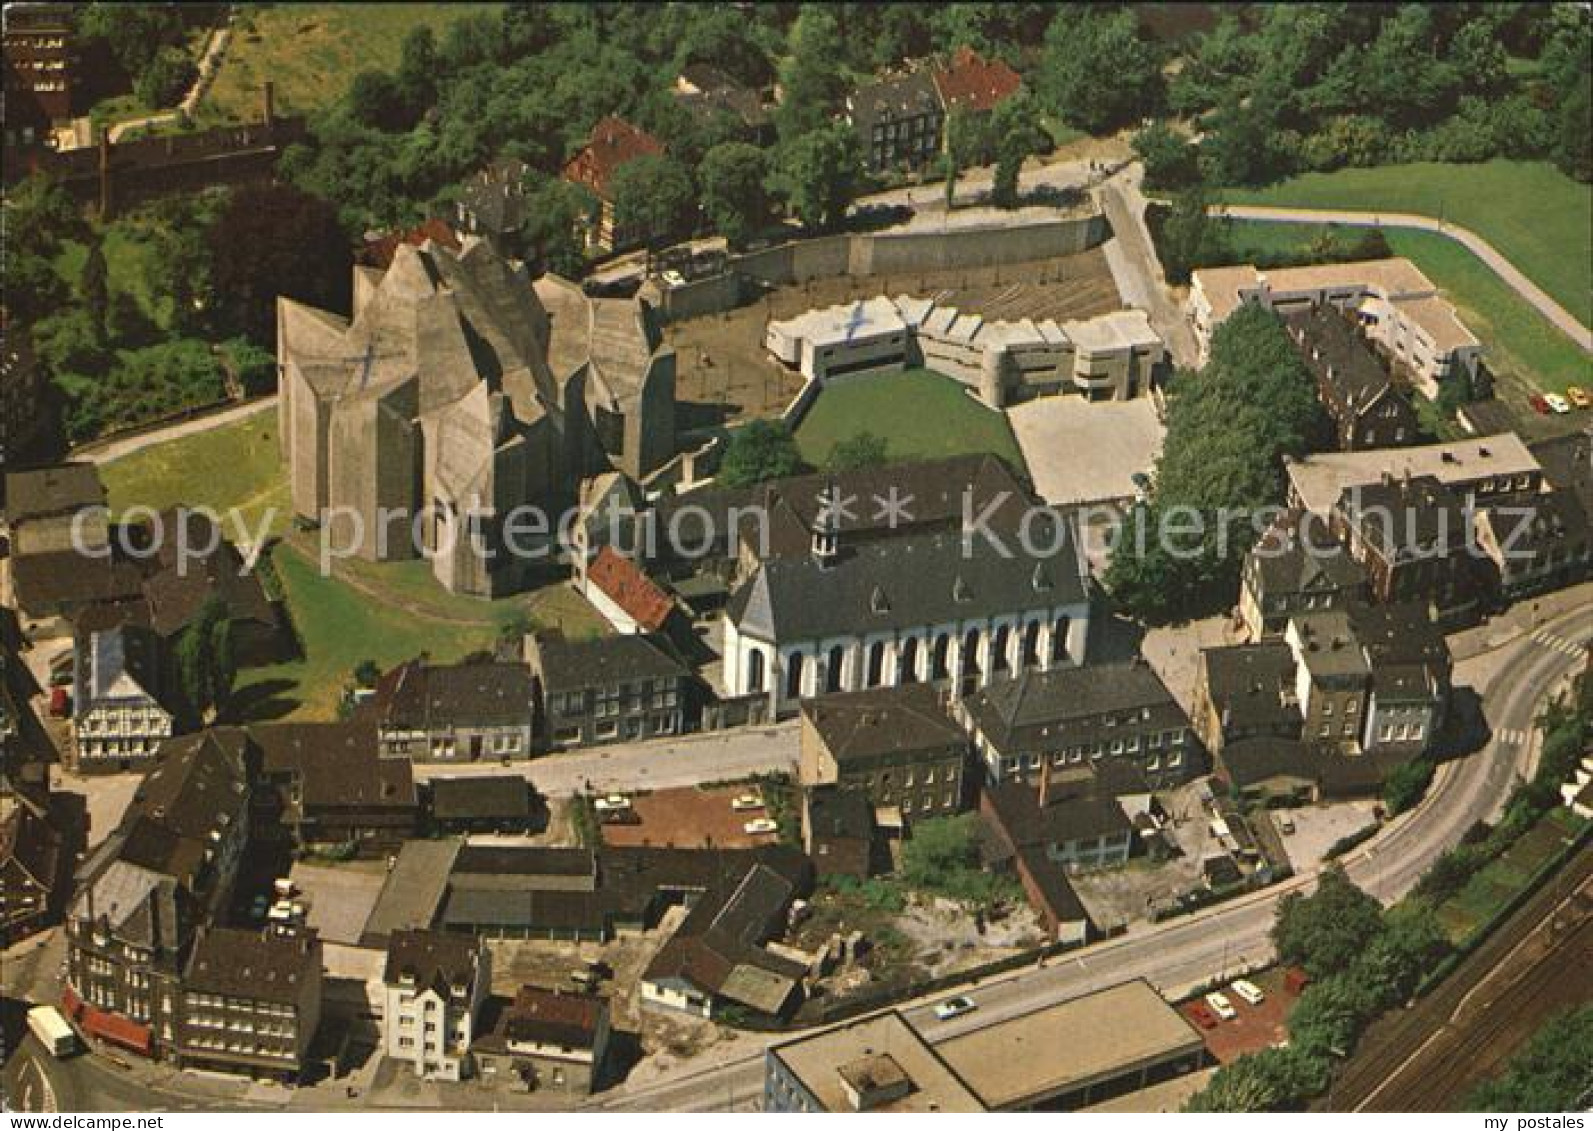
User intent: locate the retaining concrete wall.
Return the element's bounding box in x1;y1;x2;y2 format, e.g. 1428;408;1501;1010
653;212;1108;324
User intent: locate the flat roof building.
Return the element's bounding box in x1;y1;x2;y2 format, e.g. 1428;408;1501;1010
766;1011;985;1112
935;979;1206;1110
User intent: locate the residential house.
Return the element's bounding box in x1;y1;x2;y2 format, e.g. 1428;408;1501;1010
1331;474;1482;621
723;512;1091;711
382;929;492;1081
0;789;67;945
370;658;533;763
982;762;1141;872
931;46;1021;122
525;632;692;749
962;660;1196;790
1192;641;1301;756
3;462;106;557
671;64;769;139
801;787;876;880
561;116;667;252
1284;611;1372;754
848;67;943;175
799;684;971;825
473;987;612;1095
71;618;177;772
174;926;323;1082
580;545;681;637
139;509;284;667
428;775;539;836
251;722;418;856
1284;306;1420;452
640;861;810;1021
1239;509;1367;641
1473;491;1591;600
64;730;251;1057
1349;602;1450;754
2;2;77;147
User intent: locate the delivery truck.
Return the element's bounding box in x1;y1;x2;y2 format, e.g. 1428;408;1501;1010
27;1005;77;1058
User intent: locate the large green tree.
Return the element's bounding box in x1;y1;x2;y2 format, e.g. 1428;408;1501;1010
718;419;803;487
1272;865;1385;980
698;143;770;249
771;124;862;231
176;595;236;720
775;6;848;143
1036;7;1163;134
610;154;697;248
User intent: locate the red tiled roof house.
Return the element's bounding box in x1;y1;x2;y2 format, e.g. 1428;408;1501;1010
561;116;666;253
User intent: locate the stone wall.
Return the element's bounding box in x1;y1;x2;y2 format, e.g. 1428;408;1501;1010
652;212;1108;324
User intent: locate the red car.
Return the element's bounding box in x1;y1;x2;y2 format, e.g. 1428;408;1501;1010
1528;394;1551;416
48;687;70;717
1188;1003;1219;1030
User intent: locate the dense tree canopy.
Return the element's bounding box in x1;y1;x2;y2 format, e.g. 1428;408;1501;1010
717;419;804;488
1105;304;1328;622
697;143;770;249
1035;7;1164;134
1273;865;1386;980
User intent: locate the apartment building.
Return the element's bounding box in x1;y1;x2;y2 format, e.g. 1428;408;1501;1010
1238;509;1368;641
799;684;972;824
381;929;491;1082
370;657;533;762
174;927;323;1082
525;632;692;749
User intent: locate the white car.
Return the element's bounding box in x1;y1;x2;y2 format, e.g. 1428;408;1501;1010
934;995;977;1021
1231;979;1266;1006
743;818;779;835
1545;393;1572;414
1205;991;1237;1021
731;794;764;812
594;794;632;813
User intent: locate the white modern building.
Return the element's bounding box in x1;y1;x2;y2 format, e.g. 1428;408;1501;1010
381;929;491;1082
1188;258;1482;399
766;296;1164;407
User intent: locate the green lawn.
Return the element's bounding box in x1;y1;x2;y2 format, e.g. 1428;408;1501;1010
1434;807;1585;944
202;3;504;122
1221;220;1592;396
1218;160;1593;330
101;409;291;540
794;368;1027;471
236;541;608;722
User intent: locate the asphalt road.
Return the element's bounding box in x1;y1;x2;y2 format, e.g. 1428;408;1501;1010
589;602;1593;1112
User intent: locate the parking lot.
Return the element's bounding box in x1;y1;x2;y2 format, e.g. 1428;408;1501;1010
1179;967;1304;1064
599;784;780;850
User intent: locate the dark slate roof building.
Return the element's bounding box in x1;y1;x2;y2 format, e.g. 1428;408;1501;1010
251;722;418;854
428;775;536;832
801;787;875;879
1193;641;1302;753
848;67;944;174
1284;306;1419;452
383;928;485;996
3;462;104;523
1240;508;1367;640
964;661;1195;788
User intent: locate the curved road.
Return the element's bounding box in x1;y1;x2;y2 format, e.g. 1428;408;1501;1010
1210;204;1593;354
592;602;1593;1112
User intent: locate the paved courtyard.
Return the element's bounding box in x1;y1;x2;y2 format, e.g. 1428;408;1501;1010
1277;799;1380;873
1008;395;1165;507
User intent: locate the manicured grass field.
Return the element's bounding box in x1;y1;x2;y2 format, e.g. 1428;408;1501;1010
235;541;608;722
793;368;1027;471
100;409;291;540
202;3;504;121
1219;160;1593;329
1221;220;1591;396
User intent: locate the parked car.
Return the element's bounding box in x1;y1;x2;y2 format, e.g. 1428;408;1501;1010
48;687;70;717
1277;813;1296;835
934;995;977;1021
1188;1003;1219;1030
742;818;779;835
1231;979;1266;1006
1545;392;1572;414
594;794;632;813
1204;991;1237;1021
731;794;764;812
1528;394;1551;415
1568;386;1592;409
